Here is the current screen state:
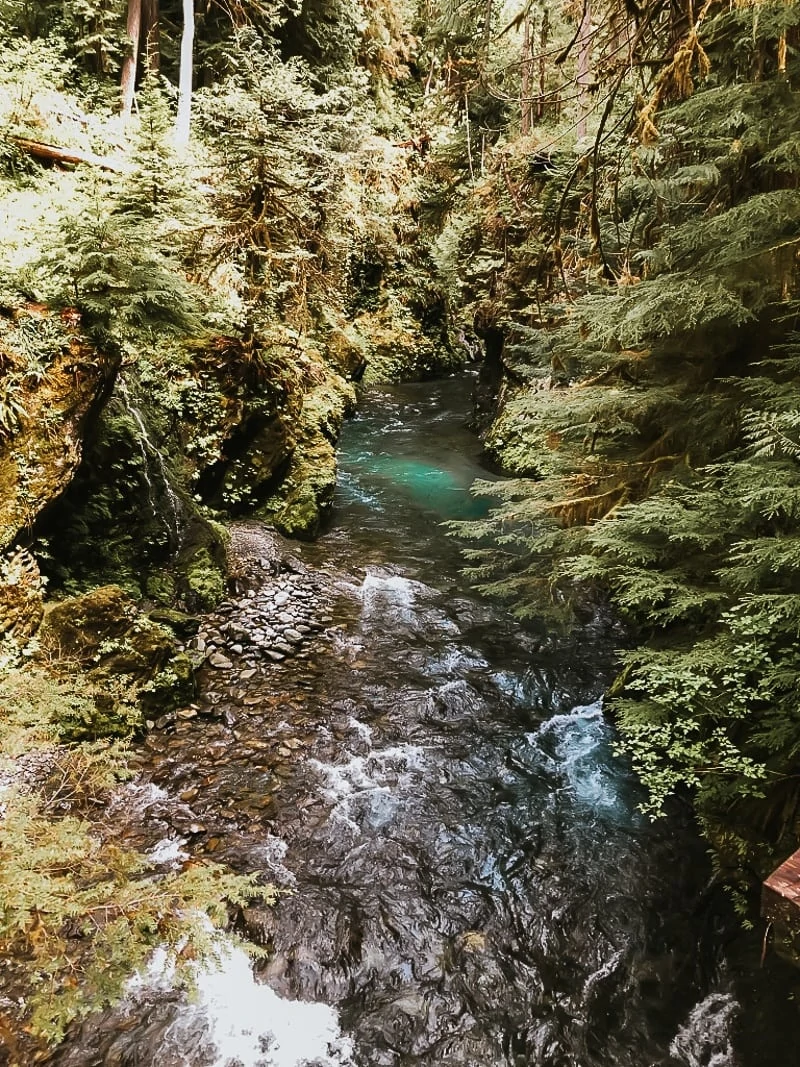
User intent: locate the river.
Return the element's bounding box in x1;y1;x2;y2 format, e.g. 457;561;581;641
54;376;800;1066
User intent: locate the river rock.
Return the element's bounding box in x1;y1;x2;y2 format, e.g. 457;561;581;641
208;652;234;669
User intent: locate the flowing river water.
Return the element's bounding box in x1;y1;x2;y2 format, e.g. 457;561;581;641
55;377;800;1067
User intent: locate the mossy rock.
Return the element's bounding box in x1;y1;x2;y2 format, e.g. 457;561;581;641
42;585;140;654
269;372;353;539
175;518;229;611
145;570;178;606
275;480;327;540
0;311;117;553
138;652;196;715
355;300;460;384
183;546;226;610
147;608;201;638
39;584;197;730
325;323;368;380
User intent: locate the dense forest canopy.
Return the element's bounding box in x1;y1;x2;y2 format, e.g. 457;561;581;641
1;0;800;1052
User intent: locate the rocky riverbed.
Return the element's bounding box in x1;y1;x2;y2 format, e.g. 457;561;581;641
110;521;355;878
145;523;340;733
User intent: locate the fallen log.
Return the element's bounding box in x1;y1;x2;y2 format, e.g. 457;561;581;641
7;135;130;173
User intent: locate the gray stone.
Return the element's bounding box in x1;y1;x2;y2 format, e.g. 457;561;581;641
208;652;234;669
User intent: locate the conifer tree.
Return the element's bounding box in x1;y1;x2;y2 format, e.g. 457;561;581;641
449;0;800;875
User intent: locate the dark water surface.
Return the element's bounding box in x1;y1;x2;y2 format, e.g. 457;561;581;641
55;377;800;1067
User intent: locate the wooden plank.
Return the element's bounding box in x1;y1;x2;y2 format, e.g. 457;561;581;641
763;849;800;924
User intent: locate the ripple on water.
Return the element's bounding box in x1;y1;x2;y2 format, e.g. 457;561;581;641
669;991;740;1067
519;700;645;827
309;743;428;835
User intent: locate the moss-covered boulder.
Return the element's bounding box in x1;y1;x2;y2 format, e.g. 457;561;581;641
175;518;229;611
177;334;300;513
271;370;357;539
0;307;116;553
39;585;195;730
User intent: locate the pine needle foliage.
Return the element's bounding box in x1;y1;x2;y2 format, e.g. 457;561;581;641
450;0;800;869
0;791;273;1046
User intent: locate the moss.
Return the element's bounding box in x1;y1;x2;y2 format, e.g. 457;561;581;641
146;607;201;638
183;546;226;610
275;481;324;539
356;298;461;385
38;584;196;733
324;320;369;380
266;366;355;539
42;586;139;652
138;652;195;715
173;517;229;611
144;570;177;605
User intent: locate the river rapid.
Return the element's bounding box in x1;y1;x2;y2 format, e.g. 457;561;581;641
55;377;800;1067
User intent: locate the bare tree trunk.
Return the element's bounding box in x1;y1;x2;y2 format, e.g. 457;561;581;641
537;7;549;119
120;0;142;119
175;0;195;147
576;0;592;142
521;14;533;135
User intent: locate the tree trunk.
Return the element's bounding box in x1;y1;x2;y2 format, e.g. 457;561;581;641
175;0;195;147
120;0;142;119
9;136;130;173
537;7;549;119
576;0;592;142
482;0;494;57
520;14;533;135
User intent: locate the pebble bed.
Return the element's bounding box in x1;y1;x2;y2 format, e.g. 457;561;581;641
147;524;339;731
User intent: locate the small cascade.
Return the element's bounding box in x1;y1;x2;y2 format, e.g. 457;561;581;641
117;375;184;548
669;992;740;1067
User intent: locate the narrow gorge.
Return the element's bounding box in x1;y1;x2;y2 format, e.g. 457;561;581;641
2;0;800;1063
